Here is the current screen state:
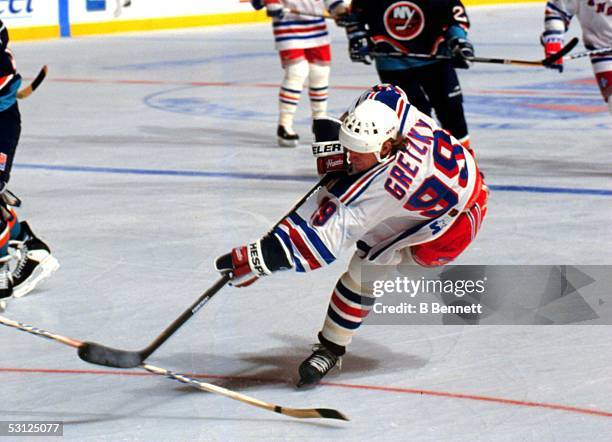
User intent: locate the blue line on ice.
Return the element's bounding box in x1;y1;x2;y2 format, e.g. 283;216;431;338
14;163;612;197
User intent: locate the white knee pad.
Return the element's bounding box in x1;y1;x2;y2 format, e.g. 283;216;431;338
308;63;330;87
283;59;309;90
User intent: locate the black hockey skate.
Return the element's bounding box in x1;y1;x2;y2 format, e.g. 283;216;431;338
297;344;342;387
277;125;299;148
10;222;59;298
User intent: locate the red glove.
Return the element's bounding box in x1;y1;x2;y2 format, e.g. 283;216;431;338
215;243;271;288
541;33;564;72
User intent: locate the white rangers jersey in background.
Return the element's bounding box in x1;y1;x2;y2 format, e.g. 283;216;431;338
270;0;344;51
545;0;612;49
272;85;479;271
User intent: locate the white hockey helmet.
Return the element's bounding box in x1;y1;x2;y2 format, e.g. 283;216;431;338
339;99;400;154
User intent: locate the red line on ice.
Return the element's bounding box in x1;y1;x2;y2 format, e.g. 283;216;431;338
1;366;611;418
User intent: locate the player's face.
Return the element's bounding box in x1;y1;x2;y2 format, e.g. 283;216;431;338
346;150;379;174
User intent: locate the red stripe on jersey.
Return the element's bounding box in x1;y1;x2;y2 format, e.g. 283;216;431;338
339;159;391;204
332;291;370;318
0;74;13;90
280;220;322;270
273;25;327;36
396;98;405;119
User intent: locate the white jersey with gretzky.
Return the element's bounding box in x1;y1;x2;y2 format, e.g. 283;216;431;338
272;86;479;271
544;0;612;49
270;0;343;51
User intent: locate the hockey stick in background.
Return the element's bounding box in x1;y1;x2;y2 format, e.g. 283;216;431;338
0;314;348;421
564;46;612;60
287;8;332;19
17;65;48;99
77;174;334;369
372;37;579;67
237;0;333;19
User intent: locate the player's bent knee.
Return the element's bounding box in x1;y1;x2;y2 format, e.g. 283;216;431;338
283;59;309;85
308;63;330;85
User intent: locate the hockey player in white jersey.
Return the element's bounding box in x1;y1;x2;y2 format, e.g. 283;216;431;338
542;0;612;114
250;0;348;146
216;84;488;386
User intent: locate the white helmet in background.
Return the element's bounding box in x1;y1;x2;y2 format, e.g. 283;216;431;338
339;99;400;155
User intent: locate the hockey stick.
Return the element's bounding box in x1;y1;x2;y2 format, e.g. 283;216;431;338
0;315;348;421
287;8;332;19
17;65;48;99
141;364;348;420
78;174;334;369
371;37;579;67
564;47;612;60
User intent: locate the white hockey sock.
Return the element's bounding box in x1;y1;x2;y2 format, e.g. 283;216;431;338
308;63;330;119
279;59;309;132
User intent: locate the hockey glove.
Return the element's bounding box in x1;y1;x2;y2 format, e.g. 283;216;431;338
448;37;474;69
215;235;293;288
312;117;345;175
266;3;288;19
541;32;564;72
335;12;360;28
215;243;271;288
348;29;372;65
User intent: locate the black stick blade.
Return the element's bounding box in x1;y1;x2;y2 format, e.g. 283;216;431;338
31;65;48;91
315;408;350;421
78;341;142;368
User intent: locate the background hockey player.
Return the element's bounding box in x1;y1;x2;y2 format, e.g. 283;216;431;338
340;0;475;152
250;0;347;147
215;84;488;386
542;0;612;114
0;21;59;309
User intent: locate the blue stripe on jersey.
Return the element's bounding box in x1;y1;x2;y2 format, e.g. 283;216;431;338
542;30;564;37
399;100;410;134
280;99;298;105
288;213;335;264
0;78;21;112
546;2;572;19
275;32;329;42
375;55;436;71
309;97;327;102
309;85;328;91
337;280;375;307
368;219;432;261
273;19;325;27
592;57;612;63
446;25;467;41
272;227;306;272
327;306;361;329
346;164;391;206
